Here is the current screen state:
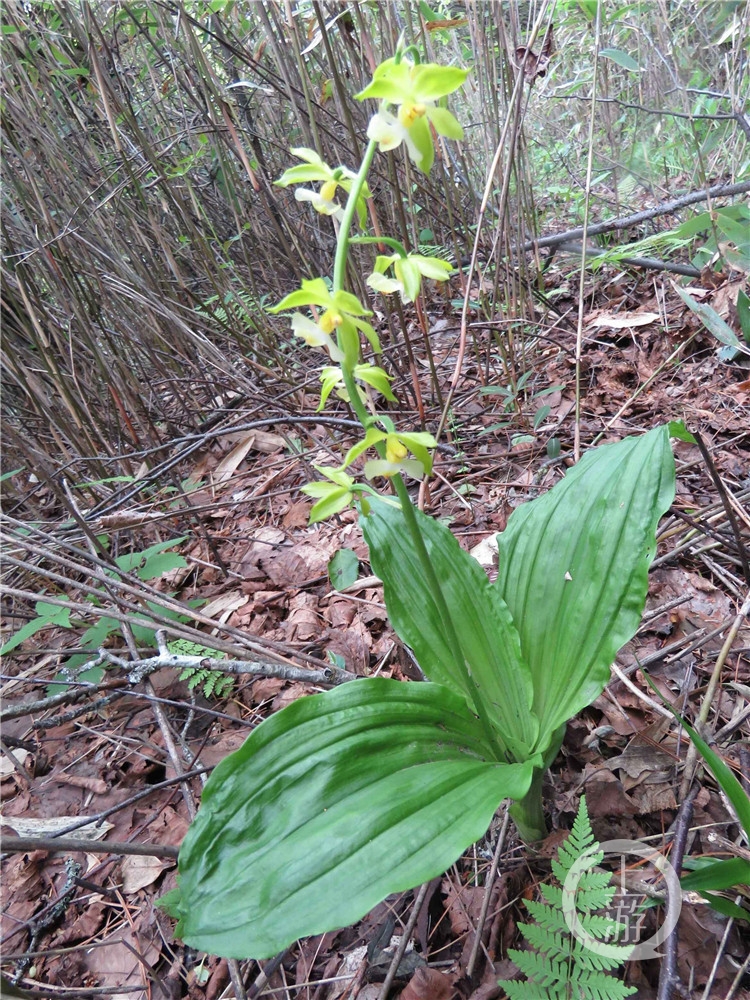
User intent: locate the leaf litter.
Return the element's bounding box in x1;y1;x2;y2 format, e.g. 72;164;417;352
1;271;748;998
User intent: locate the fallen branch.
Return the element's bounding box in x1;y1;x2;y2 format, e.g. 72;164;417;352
0;640;355;724
0;835;178;860
123;628;355;686
524;179;750;252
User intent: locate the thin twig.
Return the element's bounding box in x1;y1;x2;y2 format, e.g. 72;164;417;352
679;591;750;800
45;766;212;838
0;835;178;860
0;645;353;726
467;808;510;978
693;431;750;588
656;786;698;1000
376;882;431;1000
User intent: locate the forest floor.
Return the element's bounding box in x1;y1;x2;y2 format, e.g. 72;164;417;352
2;256;749;1000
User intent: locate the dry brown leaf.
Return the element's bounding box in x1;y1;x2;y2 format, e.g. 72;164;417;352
54;773;108;795
0;850;45;938
121;853;173;894
213;430;284;483
441;876;485;935
399;966;454;1000
201;590;249;621
589;311;660;329
83;921;159;1000
0;815;113;839
0;749;29;776
284;592;321;642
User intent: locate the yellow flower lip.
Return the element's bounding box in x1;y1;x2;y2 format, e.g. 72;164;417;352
319;309;343;334
320;178;338;202
385;437;408;463
398;102;427;128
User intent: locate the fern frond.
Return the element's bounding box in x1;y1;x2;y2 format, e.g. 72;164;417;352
524;895;570;932
544;874;616;915
516;921;573;964
508;948;571;988
498;797;636;1000
172;642;233;700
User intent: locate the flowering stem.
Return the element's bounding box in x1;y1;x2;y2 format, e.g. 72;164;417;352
332;135;505;761
333;139;378;296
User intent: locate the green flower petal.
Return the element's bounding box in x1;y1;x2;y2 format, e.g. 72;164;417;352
425;106;464;141
394;258;422;303
411;64;469;100
407;115;434;173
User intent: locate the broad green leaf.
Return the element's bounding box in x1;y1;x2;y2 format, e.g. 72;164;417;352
114;537;187;579
169;677;536;958
697;892;749;920
361;498;538;757
600;48;639;71
675;285;748;356
418;0;442;21
0;600;71;656
715;211;750;252
328;548;359;590
80;616;120;649
577;0;600;21
737;288;750;340
680;856;750;893
675;210;712;238
47;658;105;696
495;426;674;743
668;420;696;444
35;600;72;626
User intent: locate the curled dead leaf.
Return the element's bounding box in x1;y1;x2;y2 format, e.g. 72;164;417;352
399;966;454;1000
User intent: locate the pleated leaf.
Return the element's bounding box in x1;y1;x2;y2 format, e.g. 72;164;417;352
495;426;674;742
167;677;537;958
361;497;538;757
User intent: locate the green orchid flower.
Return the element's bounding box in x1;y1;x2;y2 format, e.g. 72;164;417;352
318;363;397;412
300;466;358;524
367;252;453;303
275;148;371;227
340;427;438;480
291;314;345;362
269;278;381;366
356;58;469;174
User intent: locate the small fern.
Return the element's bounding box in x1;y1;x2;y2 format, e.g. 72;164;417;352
195;288;260;329
170;639;234;700
499;797;636;1000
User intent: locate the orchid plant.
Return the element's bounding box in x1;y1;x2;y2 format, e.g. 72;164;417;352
160;44;676;963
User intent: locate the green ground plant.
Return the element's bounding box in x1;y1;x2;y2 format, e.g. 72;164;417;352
0;538;190;691
159;41;676;962
499;796;636;1000
172;639;233;700
644;677;750;920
